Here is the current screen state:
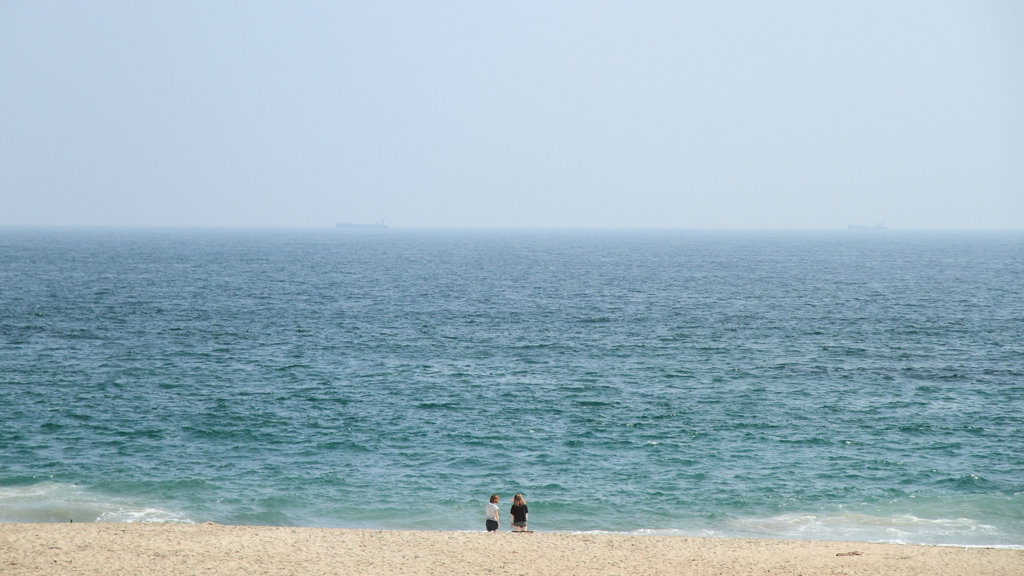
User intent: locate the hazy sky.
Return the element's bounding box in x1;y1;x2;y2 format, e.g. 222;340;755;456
2;1;1022;228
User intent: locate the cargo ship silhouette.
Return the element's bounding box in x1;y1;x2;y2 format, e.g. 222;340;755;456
336;219;389;229
847;222;886;230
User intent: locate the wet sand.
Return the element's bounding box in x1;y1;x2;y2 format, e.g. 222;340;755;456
2;522;1021;576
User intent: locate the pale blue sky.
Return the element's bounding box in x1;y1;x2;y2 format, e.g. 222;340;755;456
2;1;1022;228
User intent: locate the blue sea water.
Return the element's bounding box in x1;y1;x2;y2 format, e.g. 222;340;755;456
1;228;1022;547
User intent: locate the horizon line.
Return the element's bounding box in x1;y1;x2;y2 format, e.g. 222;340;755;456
2;224;1023;232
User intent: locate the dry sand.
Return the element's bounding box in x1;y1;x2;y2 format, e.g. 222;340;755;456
2;522;1021;576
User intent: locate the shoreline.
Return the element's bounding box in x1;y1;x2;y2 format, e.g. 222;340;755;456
2;523;1021;576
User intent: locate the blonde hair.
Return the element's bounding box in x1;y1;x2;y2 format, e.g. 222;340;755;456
489;494;499;503
513;493;526;506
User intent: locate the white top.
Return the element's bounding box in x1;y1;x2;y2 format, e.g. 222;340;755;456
484;502;499;521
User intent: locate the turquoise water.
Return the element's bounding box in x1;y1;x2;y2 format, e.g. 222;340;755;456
2;228;1022;547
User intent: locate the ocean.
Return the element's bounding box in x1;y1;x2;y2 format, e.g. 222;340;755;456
1;228;1022;547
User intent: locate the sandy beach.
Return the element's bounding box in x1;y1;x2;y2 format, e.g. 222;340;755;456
1;523;1020;576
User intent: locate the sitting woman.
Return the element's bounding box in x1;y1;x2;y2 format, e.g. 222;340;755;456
510;493;528;532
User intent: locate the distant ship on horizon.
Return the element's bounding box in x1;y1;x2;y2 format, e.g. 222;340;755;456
336;219;389;229
847;222;887;230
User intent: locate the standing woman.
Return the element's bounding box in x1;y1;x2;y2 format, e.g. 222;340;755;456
510;493;528;532
485;494;500;532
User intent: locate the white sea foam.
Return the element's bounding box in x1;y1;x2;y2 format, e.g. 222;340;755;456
565;512;1023;549
568;519;1023;549
0;482;193;524
727;512;1022;548
574;528;724;539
